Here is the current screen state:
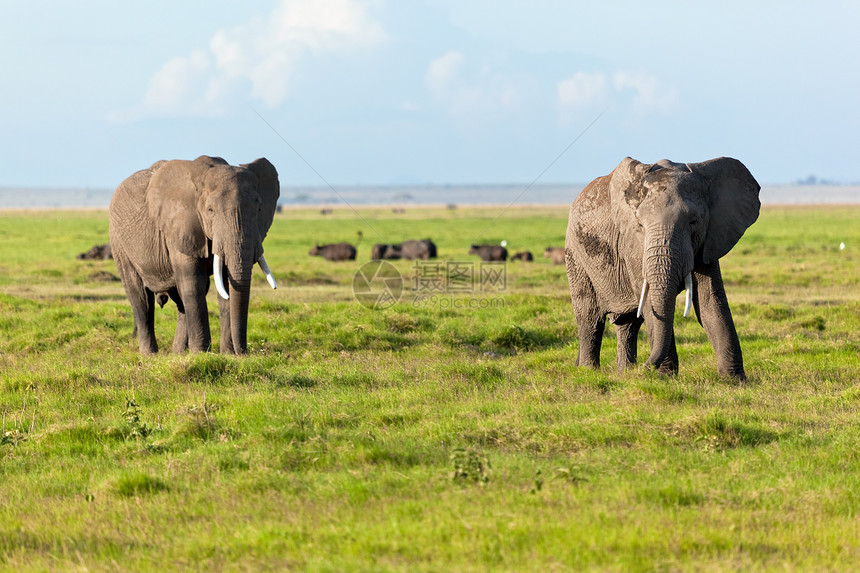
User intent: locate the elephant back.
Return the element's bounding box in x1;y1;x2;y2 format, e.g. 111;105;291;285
109;160;168;235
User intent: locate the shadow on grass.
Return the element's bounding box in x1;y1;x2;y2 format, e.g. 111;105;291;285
684;412;780;449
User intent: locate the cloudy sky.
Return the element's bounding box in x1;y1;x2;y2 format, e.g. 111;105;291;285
1;0;858;189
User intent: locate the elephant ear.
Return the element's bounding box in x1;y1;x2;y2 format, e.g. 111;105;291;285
608;156;650;223
242;158;280;242
146;159;210;258
690;157;761;264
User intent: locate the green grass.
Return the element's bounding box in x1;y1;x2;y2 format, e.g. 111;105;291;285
1;204;859;571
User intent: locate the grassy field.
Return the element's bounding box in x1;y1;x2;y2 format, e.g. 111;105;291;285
0;204;858;571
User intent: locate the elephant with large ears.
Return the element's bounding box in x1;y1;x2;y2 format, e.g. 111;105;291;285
565;156;760;379
109;155;280;355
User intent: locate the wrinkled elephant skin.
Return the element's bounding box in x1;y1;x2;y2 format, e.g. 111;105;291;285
565;156;760;379
109;156;280;355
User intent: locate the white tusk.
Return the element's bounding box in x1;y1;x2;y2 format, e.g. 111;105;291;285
636;279;649;318
213;254;229;300
683;273;693;317
258;255;277;289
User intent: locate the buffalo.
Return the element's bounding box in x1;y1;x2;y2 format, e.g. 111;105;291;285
310;242;357;262
77;243;113;260
510;251;534;262
400;238;437;260
371;239;437;261
544;246;565;265
371;243;403;260
469;244;508;261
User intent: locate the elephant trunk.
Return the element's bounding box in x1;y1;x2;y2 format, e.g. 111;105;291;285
227;244;254;355
641;228;691;374
228;275;251;354
214;228;256;354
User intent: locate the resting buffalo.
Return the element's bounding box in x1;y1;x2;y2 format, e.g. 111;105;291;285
371;243;402;260
544;246;565;265
371;239;436;261
510;251;534;262
469;244;507;261
400;238;437;260
77;243;113;260
309;242;357;262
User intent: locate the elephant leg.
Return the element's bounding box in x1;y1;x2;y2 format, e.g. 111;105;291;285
566;252;604;369
693;261;746;380
172;255;212;352
217;282;234;354
576;309;605;369
614;313;644;372
134;288;157;354
167;288;188;353
115;254;158;354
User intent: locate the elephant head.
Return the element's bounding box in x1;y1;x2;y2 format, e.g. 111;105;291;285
145;155;280;353
607;156;760;373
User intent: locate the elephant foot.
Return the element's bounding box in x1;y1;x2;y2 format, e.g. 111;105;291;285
218;345;244;355
645;360;679;377
718;366;747;382
615;362;637;374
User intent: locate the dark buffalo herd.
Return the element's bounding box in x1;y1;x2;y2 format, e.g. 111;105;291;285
308;238;559;264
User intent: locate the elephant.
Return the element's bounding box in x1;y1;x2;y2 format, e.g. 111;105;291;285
511;251;534;262
109;155;280;355
309;242;357;261
544;247;565;265
469;244;507;261
565;156;760;379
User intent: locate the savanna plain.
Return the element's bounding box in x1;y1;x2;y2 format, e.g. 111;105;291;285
1;204;859;572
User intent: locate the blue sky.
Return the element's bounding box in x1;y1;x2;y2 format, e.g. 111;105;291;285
1;0;858;188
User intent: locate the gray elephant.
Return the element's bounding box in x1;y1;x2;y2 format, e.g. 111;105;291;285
565;156;760;379
109;155;280;355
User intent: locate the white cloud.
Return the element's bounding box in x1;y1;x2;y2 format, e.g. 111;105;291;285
424;51;522;117
613;71;679;114
557;72;607;108
556;69;678;123
113;0;385;121
425;51;465;98
140;50;220;117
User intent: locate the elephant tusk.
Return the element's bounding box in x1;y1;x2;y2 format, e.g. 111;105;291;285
213;254;230;300
683;273;693;318
258;255;277;289
637;279;649;318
